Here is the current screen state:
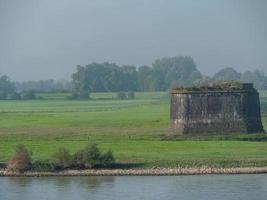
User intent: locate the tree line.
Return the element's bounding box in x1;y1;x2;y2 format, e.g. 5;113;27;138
71;56;202;99
1;56;267;100
211;67;267;90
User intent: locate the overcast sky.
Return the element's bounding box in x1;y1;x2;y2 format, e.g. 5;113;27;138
0;0;266;81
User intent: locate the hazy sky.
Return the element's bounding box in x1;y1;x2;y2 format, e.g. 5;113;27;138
0;0;266;81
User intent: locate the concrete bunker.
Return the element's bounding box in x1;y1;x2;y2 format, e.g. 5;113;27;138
169;82;264;135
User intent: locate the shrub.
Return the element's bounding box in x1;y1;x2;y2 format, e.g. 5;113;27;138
72;142;115;169
53;147;72;169
7;145;32;172
72;150;85;168
100;150;115;167
81;142;101;168
32;160;55;172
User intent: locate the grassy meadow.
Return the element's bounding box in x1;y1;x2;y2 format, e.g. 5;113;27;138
0;91;267;168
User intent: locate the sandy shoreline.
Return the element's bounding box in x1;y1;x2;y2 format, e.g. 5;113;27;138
1;167;267;177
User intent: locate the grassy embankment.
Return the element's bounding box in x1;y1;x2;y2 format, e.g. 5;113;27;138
0;91;267;168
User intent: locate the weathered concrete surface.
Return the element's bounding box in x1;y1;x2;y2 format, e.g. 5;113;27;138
169;83;264;135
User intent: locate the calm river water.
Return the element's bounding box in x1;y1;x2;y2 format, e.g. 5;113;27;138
1;174;267;200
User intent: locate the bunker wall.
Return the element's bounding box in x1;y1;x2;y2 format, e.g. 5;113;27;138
169;90;264;135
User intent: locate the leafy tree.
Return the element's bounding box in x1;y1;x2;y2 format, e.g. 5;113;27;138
213;67;241;81
240;70;267;90
53;147;72;169
15;79;71;93
71;65;90;99
100;150;115;167
81;142;101;168
0;75;16;99
120;65;138;91
152;56;202;89
72;142;102;169
137;66;157;91
72;142;115;169
10;92;21;100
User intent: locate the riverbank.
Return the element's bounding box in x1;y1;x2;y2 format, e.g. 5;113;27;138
1;167;267;176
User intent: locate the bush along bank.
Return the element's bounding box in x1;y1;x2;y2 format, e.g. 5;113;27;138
6;142;115;173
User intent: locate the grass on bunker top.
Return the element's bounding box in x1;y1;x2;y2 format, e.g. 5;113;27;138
0;91;267;168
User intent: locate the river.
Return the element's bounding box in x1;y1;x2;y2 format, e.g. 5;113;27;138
1;174;266;200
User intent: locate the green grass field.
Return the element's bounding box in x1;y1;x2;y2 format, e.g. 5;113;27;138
0;91;267;168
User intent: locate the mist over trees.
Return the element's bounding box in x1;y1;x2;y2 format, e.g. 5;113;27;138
0;75;16;99
213;67;242;81
71;57;267;99
240;70;267;90
71;63;139;99
15;79;71;93
212;67;267;89
71;56;202;99
0;76;71;100
1;55;267;100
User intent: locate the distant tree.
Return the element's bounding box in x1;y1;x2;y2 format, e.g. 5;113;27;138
71;65;90;99
137;66;157;91
152;56;202;89
120;65;138;91
22;90;36;100
71;62;138;96
213;67;241;81
10;92;21;100
15;79;71;93
0;75;16;99
240;70;267;90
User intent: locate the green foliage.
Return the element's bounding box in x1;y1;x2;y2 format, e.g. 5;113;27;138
16;79;71;93
72;150;85;168
71;142;115;169
100;150;115;167
75;142;101;168
9;92;21;100
32;160;55;171
152;56;202;90
211;68;267;90
53;147;72;169
137;65;157;91
71;57;203;94
241;70;267;90
80;142;101;168
22;90;36;100
0;75;16;100
213;67;241;81
7;144;32;172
